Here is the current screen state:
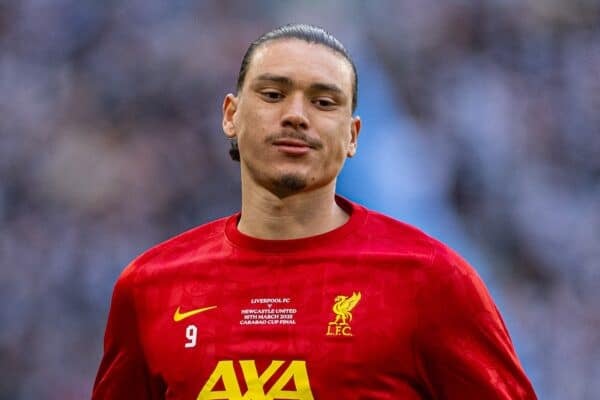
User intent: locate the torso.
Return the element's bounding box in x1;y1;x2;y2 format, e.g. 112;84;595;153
128;198;434;399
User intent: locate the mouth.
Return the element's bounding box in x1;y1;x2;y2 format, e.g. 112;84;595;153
271;138;314;155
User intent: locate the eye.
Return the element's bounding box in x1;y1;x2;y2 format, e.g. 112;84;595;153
261;90;283;101
313;97;336;109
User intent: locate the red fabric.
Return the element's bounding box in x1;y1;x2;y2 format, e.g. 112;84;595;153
93;196;537;399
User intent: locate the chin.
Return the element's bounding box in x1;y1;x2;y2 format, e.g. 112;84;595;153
269;173;308;197
278;173;307;191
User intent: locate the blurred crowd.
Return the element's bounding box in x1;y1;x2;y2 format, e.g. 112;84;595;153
1;0;598;399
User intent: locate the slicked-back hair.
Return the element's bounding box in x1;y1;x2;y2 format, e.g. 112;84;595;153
229;24;358;161
237;24;358;112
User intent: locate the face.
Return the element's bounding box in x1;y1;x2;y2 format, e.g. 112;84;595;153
222;39;361;197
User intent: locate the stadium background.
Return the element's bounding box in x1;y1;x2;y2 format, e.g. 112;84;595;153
1;0;599;398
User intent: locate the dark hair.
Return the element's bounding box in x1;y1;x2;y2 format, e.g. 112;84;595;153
229;24;358;161
237;24;358;112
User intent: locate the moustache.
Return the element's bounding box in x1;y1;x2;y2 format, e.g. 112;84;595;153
265;131;323;149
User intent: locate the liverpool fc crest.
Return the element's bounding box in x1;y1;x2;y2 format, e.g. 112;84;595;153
326;292;361;336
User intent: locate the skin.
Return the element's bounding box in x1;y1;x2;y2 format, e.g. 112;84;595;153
222;39;361;239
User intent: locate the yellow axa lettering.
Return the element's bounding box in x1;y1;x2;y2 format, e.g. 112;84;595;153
197;359;314;400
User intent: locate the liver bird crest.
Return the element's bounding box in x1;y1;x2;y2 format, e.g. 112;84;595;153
332;292;361;325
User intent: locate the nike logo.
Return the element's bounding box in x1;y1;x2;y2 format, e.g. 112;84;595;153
173;305;217;322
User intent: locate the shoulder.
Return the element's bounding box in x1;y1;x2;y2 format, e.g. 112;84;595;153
362;207;435;243
117;215;232;286
355;202;478;280
403;232;496;321
354;204;439;258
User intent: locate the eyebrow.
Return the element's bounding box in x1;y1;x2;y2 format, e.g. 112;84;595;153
253;73;345;96
254;73;293;86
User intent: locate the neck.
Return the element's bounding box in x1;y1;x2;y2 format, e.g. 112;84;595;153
237;181;349;240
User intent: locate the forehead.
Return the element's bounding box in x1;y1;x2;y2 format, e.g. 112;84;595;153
244;39;354;93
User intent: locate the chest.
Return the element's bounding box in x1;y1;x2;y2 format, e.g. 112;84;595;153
135;257;426;399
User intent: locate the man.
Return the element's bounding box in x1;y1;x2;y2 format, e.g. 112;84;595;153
93;24;537;399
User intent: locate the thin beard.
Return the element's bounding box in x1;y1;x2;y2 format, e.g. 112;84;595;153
273;174;307;196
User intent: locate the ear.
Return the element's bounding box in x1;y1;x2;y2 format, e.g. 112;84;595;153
222;94;238;138
347;116;361;157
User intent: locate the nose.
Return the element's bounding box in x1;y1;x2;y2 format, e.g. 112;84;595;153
281;94;309;130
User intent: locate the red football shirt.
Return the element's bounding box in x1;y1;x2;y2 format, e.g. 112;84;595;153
93;196;537;399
